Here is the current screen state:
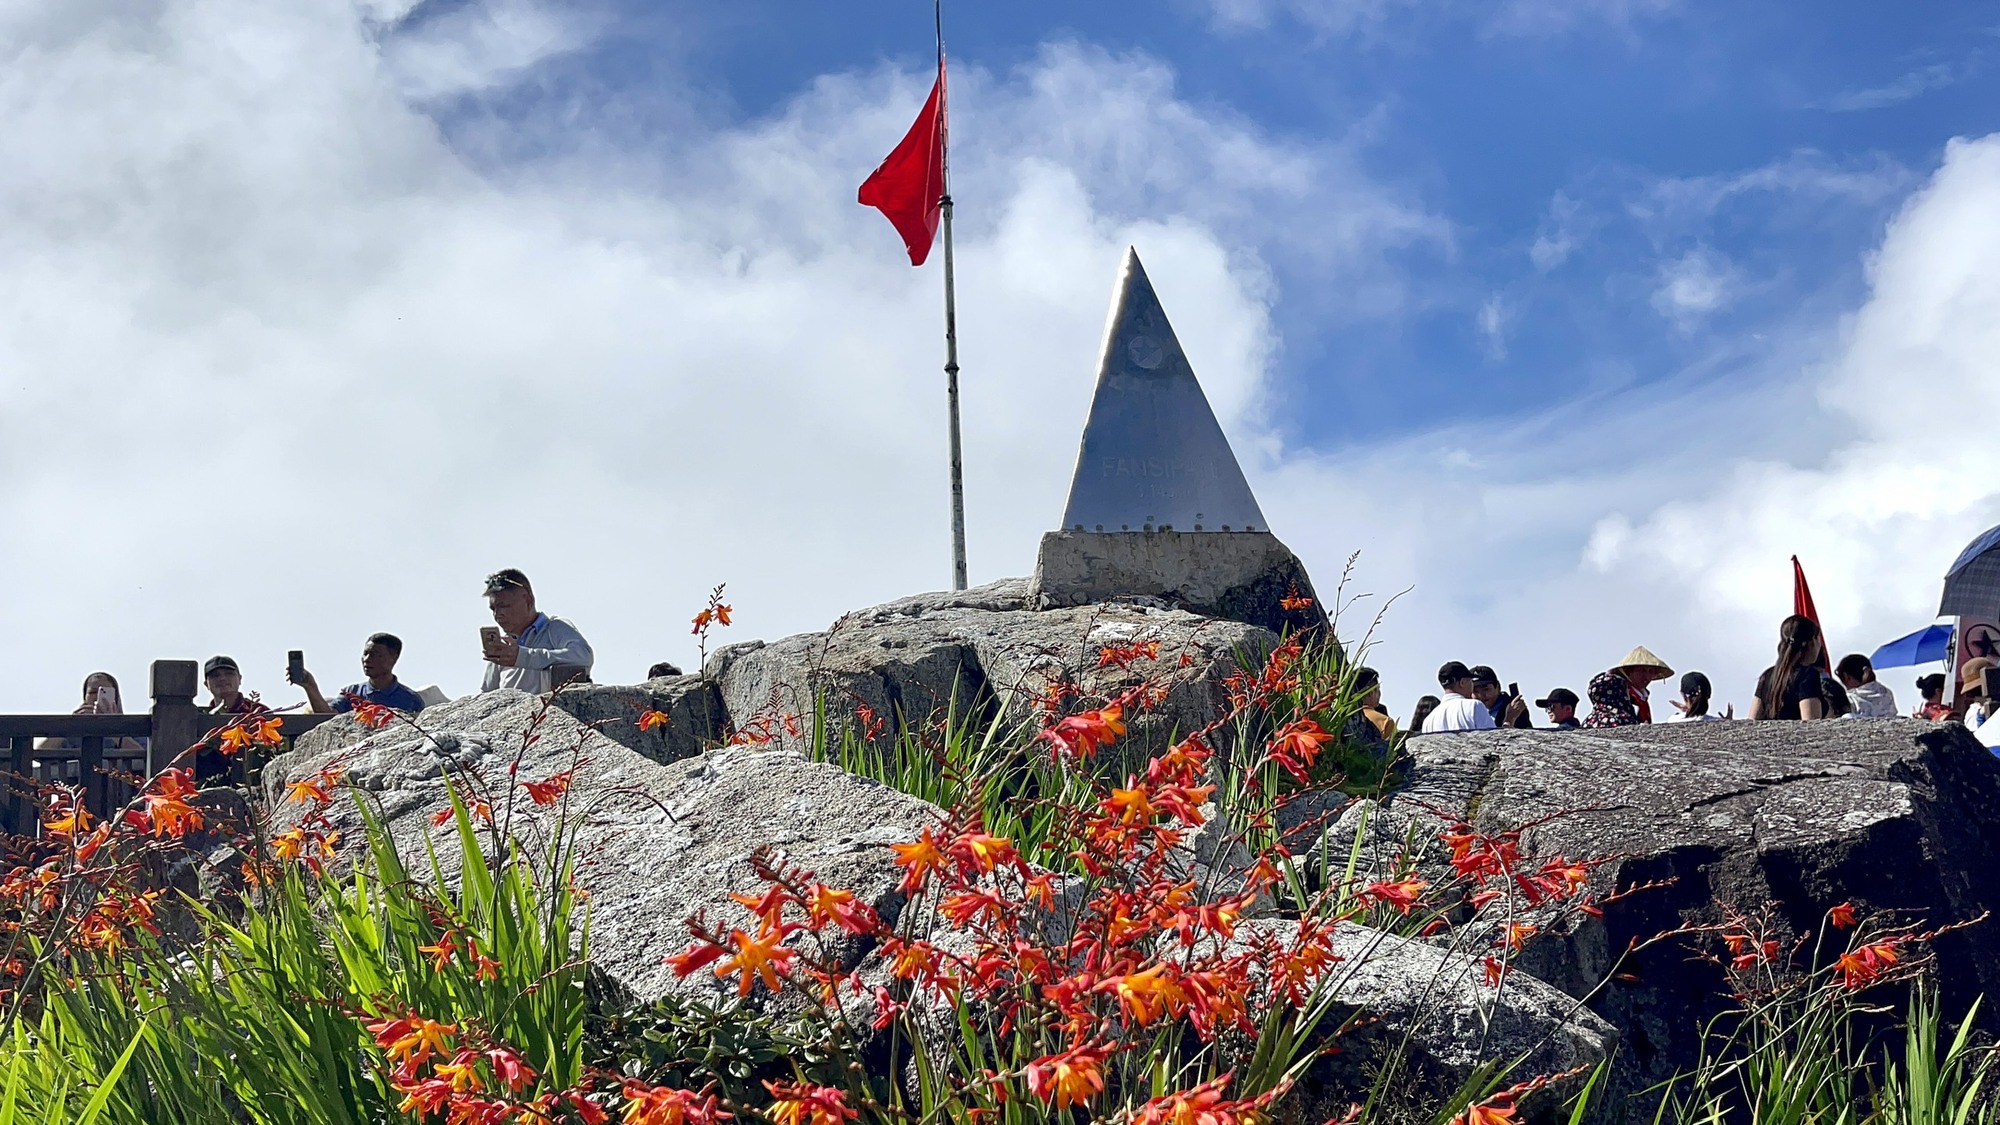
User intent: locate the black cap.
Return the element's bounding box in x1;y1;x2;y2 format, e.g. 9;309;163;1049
203;655;239;677
1437;661;1473;688
1536;687;1579;708
1470;665;1501;686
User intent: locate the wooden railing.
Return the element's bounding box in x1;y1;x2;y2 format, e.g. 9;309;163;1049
1;660;337;835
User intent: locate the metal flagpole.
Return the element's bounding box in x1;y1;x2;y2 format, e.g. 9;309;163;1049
937;0;967;592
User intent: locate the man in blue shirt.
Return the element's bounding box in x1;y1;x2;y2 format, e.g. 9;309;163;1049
291;633;427;714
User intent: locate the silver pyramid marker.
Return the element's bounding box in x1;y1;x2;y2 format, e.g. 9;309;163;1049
1058;248;1268;534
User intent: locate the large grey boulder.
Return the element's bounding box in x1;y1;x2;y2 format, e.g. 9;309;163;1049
1388;720;2000;1097
1238;919;1616;1125
266;690;944;1006
705;578;1279;769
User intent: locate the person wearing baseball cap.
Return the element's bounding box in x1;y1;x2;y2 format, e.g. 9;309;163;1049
1469;665;1531;729
1421;661;1497;734
1536;688;1581;729
199;655;269;784
202;655;263;716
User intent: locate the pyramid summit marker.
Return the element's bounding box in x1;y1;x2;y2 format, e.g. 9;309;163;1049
1032;249;1325;636
1059;248;1268;534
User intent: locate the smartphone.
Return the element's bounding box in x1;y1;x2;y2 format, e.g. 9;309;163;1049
1509;682;1520;700
94;685;115;710
287;650;306;680
480;626;503;649
1983;667;2000;702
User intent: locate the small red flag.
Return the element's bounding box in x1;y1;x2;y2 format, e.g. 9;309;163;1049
1792;555;1831;671
858;63;947;266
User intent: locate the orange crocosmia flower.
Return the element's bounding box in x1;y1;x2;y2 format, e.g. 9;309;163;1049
482;1046;535;1092
691;609;715;633
1267;718;1331;782
1279;592;1315;612
713;604;733;627
284;768;342;806
1836;940;1901;989
890;827;948;892
1105;785;1156;825
417;934;458;973
763;1081;857;1125
251;717;286;747
432;1048;484;1094
367;1015;458;1068
1829;901;1858;930
353;700;395;729
715;926;794;997
939;888;1011;929
1360;877;1427;915
1459;1097;1519;1125
523;770;574;806
1504;922;1538;952
218;725;254;756
1482;956;1505;988
137;769;205;839
804;884;876;934
948;831;1018;875
665;939;727;978
395;1078;453;1116
638;710;672;732
619;1081;730;1125
271;828;307;863
730;885;796;932
44;803;90;837
1024;1043;1109;1111
1098;963;1186;1026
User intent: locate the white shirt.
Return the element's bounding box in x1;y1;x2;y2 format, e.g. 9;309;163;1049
1422;692;1496;734
481;613;594;694
1844;680;1899;719
1666;710;1727;723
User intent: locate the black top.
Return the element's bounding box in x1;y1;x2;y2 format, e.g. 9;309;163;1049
1755;664;1823;720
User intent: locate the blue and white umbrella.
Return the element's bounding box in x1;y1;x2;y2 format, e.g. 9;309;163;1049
1871;624;1954;669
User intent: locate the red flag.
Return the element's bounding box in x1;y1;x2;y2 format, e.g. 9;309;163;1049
858;63;947;266
1792;555;1831;671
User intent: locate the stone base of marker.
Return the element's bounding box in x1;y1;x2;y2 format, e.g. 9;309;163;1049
1028;530;1329;636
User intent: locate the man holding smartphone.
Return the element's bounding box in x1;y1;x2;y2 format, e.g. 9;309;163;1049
291;634;426;715
479;568;594;694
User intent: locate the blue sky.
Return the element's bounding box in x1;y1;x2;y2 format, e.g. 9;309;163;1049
0;0;1996;716
418;0;1993;438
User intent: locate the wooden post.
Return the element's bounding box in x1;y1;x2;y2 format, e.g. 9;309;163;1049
78;735;105;821
6;736;29;837
149;660;203;780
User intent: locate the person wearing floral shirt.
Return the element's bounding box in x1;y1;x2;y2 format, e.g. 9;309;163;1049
1583;646;1674;728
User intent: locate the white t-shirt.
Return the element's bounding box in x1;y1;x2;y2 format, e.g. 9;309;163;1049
1665;711;1726;723
1422;692;1497;734
1844;681;1899;719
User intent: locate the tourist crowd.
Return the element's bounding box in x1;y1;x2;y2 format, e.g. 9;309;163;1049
1390;613;1963;740
55;569;599;777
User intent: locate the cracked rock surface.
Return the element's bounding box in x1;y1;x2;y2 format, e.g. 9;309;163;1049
1385;720;2000;1093
267;690;944;1007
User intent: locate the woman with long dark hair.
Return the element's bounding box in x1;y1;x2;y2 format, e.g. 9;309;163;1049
1750;615;1826;721
1408;695;1441;735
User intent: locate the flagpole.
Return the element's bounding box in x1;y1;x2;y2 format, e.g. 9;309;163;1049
937;0;967;592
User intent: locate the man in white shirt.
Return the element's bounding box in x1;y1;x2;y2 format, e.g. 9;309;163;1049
1421;662;1497;734
1834;654;1898;719
479;568;595;694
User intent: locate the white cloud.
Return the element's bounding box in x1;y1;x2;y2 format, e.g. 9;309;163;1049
0;1;1437;708
1826;61;1968;113
1583;135;2000;697
1649;246;1737;329
380;0;595;101
1198;0;1676;38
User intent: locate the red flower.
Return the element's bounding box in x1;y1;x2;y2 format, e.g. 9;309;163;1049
763;1081;857;1125
1828;901;1858;930
1358;877;1426;915
523;770;574;806
638;710;671;732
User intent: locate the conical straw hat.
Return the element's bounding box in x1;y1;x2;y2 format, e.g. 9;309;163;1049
1616;646;1674;677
